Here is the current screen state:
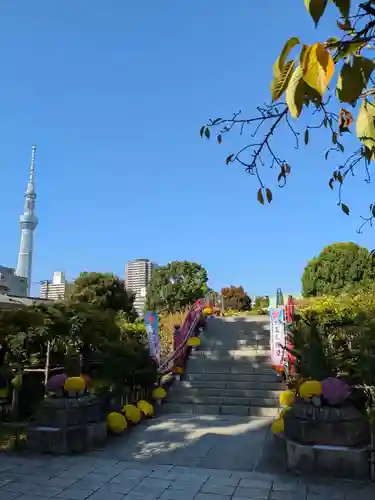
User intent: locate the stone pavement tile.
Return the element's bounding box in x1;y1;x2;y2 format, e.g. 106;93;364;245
270;493;306;500
87;492;124;500
306;483;346;499
273;479;307;493
110;470;149;483
204;475;240;487
200;482;236;496
234;486;272;499
55;488;93;500
72;477;109;489
0;478;14;487
195;493;232;500
0;492;22;500
1;481;38;494
148;469;181;480
238;478;273;489
27;485;64;497
137;477;172;490
91;481;137;495
159;490;196;500
47;477;79;488
124;494;161;500
124;486;162;499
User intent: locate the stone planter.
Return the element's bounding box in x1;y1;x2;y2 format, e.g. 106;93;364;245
284;399;370;447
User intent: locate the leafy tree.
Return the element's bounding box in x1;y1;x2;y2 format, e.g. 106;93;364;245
146;261;208;313
201;0;375;231
301;242;375;296
70;272;136;320
221;286;251;311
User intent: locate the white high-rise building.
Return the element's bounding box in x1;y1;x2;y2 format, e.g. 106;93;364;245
40;271;69;301
125;259;155;314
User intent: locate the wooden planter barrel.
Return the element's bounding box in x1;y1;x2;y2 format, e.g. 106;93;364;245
284;399;370;447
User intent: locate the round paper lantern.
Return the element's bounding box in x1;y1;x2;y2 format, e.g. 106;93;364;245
152;387;167;400
137;400;154;417
187;337;200;348
271;418;284;434
279;406;291;419
107;412;127;434
279;390;295;407
123;404;141;424
46;373;68;393
11;375;21;389
203;307;213;316
299;380;322;400
321;377;349;406
64;376;86;397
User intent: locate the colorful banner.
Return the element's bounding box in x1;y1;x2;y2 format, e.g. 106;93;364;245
269;307;285;367
144;311;161;365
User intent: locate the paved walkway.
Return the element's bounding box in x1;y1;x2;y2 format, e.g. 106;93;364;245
1;316;374;499
0;453;374;499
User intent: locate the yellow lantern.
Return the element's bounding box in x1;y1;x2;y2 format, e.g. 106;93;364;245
187;337;200;348
152;387;167;400
64;376;86;397
203;307;213;316
123;404;142;424
279;390;295;407
271;418;284;434
107;412;127;434
299;380;322;399
137;400;154;417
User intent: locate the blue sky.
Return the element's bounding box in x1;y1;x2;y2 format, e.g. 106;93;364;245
0;0;373;297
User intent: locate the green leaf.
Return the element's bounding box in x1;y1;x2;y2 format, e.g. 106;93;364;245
226;154;234;164
271;60;295;102
329;177;334;189
205;127;210;139
341;203;350;215
332;0;350;19
304;0;328;26
274;37;300;77
336;56;375;105
257;188;264;205
266;188;273;203
217;134;222;144
200;126;205;138
304;128;309;144
286;66;305;119
332;131;338;144
356;100;375;152
372;204;375;217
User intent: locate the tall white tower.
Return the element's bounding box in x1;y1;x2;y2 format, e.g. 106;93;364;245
15;145;38;295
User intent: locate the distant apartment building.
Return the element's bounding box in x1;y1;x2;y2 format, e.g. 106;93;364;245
40;271;70;301
0;265;28;296
125;259;155;314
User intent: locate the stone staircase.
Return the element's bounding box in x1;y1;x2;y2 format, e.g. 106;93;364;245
162;316;283;417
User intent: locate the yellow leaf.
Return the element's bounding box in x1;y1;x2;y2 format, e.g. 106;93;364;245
336;56;375;105
302;42;335;97
356;100;375;152
273;37;300;77
271;60;295;102
304;0;328;26
286;66;306;119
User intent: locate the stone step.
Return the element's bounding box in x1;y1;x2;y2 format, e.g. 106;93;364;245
186;364;274;376
174;379;284;391
160;402;279;417
169;385;283;399
192;347;271;358
185;372;278;383
167;394;280;408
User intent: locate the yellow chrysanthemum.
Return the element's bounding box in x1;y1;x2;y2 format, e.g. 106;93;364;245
123;404;141;424
299;380;322;399
64;376;86;392
279;390;295;407
107;412;127;434
271;418;284;434
152;387;167;400
137;400;154;417
187;337;201;348
203;307;213;316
